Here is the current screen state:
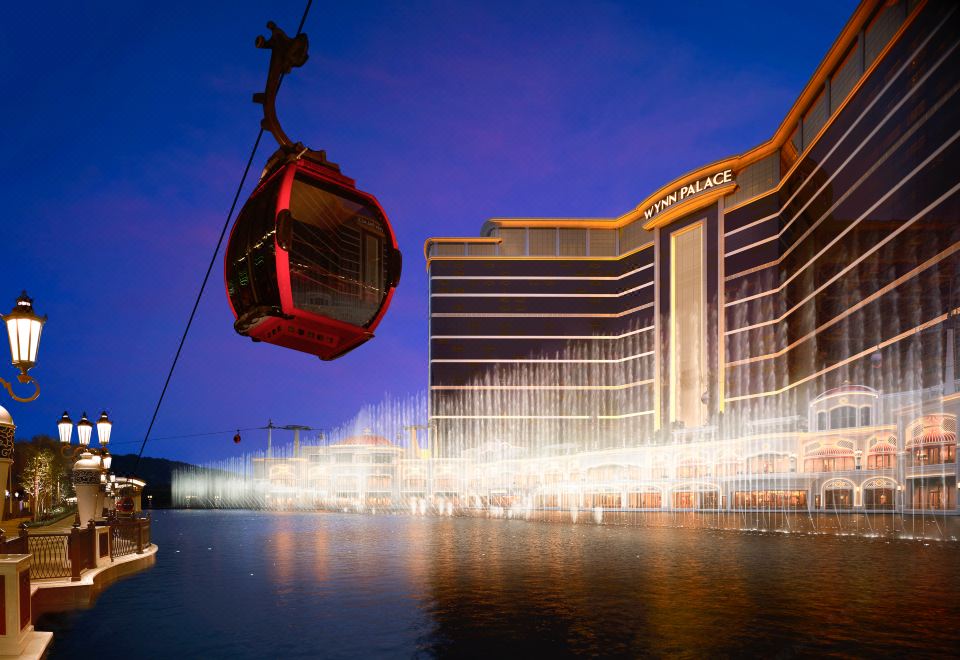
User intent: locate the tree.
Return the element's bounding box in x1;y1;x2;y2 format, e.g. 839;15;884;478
11;435;75;520
20;449;54;522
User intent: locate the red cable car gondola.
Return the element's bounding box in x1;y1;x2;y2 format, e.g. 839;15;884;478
225;22;401;360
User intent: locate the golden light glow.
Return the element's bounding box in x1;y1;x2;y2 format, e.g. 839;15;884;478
640;184;736;231
430;379;654;391
431;302;653;318
431;325;653;340
431;281;653;298
430;350;653;364
423;237;501;260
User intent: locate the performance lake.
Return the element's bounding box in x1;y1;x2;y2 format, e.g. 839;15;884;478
37;510;960;657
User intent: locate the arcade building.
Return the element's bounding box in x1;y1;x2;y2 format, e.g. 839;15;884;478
422;0;960;513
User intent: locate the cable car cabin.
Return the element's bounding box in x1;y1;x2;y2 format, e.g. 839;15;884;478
225;158;401;360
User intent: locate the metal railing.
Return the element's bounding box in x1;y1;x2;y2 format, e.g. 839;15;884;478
26;533;72;579
111;516;151;559
0;513;153;581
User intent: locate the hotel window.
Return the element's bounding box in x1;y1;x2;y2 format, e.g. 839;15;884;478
499;228;526;256
670;222;706;428
864;487;895;509
802;89;829;150
589;229;617;256
830;41;861;112
914;444;957;465
867;451;895;470
860;406;872;427
528;228;557;256
864;1;906;67
824;488;854;510
559;228;587;256
724;154;779;207
619;222;651;253
467;243;497;256
817;411;828;431
746;454;789;474
781;125;800;175
434;242;465;256
789;123;802;155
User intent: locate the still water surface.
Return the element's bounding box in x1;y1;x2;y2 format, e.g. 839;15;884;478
38;510;960;658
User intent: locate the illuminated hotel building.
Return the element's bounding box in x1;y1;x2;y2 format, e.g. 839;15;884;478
424;0;960;512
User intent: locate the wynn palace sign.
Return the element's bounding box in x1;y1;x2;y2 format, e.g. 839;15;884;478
643;169;734;221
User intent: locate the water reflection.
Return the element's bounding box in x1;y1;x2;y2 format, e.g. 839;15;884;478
37;511;960;658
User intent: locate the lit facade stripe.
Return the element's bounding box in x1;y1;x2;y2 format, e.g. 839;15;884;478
430;379;653;391
431;263;653;281
431;302;653;318
726;240;960;366
431;281;653;298
725;176;960;336
725;259;778;283
598;410;655;420
431;351;653;364
431;326;654;340
723;211;778;239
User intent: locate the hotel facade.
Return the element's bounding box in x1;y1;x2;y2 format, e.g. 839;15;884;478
423;0;960;514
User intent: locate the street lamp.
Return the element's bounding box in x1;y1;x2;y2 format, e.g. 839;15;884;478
1;292;46;402
58;411;73;444
96;411;112;446
76;412;93;446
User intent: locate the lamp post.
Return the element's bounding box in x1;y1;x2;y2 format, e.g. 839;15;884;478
76;413;92;447
0;292;46;521
66;412;99;525
58;412;73;445
0;292;46;403
94;412;112;520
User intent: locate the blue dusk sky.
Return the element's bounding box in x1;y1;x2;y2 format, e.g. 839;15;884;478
1;1;857;464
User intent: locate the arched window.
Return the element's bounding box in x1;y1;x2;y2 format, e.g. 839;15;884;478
817;411;828;431
804;447;855;472
867;440;896;469
830;406;858;429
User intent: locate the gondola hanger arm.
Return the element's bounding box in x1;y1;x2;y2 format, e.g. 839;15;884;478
252;21;338;171
253;21;308;150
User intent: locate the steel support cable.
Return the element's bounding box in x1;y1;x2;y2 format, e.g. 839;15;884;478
134;0;314;472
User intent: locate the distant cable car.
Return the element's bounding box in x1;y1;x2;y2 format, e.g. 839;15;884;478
225;21;401;360
233;431;242;444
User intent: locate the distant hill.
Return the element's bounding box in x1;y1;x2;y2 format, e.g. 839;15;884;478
12;436;207;509
109;454;204;508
